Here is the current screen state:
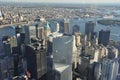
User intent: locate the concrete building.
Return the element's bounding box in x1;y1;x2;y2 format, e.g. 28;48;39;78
0;56;14;80
53;35;76;65
98;45;108;60
25;42;47;80
44;22;51;38
64;19;69;34
69;18;81;34
55;23;60;32
98;30;110;46
29;26;36;38
101;59;119;80
47;28;63;73
107;46;119;59
74;33;81;47
94;63;101;80
52;34;76;80
0;58;8;80
85;21;95;40
54;63;71;80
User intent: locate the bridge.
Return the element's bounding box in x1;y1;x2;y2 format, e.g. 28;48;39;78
0;21;34;28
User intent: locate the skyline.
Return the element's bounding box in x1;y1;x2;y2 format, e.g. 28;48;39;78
0;0;120;4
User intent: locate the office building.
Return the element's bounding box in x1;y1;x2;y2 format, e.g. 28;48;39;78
69;18;81;34
101;59;119;80
86;63;96;80
38;27;45;40
2;36;18;55
55;23;60;32
117;75;120;80
0;56;14;80
35;24;39;38
46;29;63;73
53;35;76;65
74;33;81;47
0;58;8;80
94;63;101;80
107;46;118;59
53;63;71;80
52;35;76;80
29;26;36;38
64;19;69;34
22;25;30;44
44;22;51;38
2;41;12;56
98;45;108;60
15;26;23;35
98;30;110;46
85;21;95;40
25;42;47;80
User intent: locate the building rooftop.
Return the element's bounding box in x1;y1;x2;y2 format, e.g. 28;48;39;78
54;63;69;73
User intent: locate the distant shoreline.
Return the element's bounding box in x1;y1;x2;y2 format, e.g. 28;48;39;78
97;19;120;26
0;2;120;7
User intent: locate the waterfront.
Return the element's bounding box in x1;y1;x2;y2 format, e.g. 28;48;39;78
0;20;120;42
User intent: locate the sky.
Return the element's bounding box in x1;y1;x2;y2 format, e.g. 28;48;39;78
1;0;120;3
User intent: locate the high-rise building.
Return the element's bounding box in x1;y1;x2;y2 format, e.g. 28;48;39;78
15;26;23;35
55;23;60;32
53;64;71;80
38;27;45;40
94;63;101;80
98;45;108;60
9;36;18;48
69;18;81;34
101;59;119;80
46;29;63;74
74;33;81;47
86;63;96;80
53;35;76;65
2;41;12;56
22;25;30;44
0;56;14;80
44;22;51;38
98;30;110;46
0;10;4;20
29;26;36;38
85;21;95;40
25;42;47;80
0;59;7;80
52;34;76;80
64;19;69;34
107;46;118;59
35;24;39;38
46;39;53;72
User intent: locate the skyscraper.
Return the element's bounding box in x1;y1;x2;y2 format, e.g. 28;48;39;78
25;42;47;80
54;64;71;80
53;35;75;65
2;41;11;56
15;26;23;35
64;19;69;34
55;23;60;32
1;56;14;80
98;30;110;46
0;59;7;80
101;59;119;80
44;22;51;38
38;27;45;40
85;21;95;40
69;18;81;34
52;34;76;80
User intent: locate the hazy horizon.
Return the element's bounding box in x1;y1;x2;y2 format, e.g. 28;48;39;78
0;0;120;4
